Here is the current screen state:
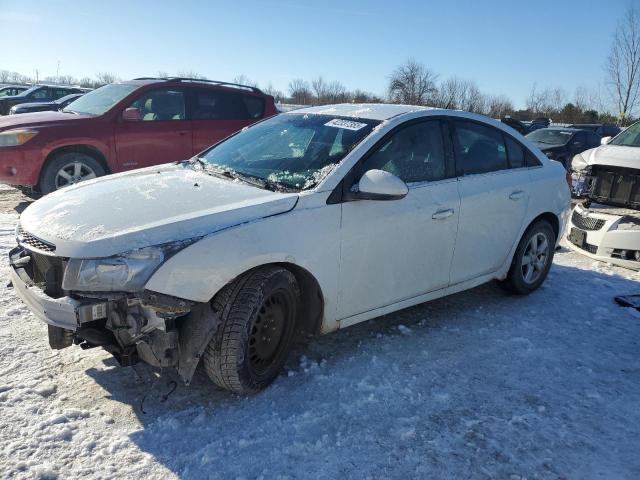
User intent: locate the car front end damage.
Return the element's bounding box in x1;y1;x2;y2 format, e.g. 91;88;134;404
9;235;219;385
566;163;640;269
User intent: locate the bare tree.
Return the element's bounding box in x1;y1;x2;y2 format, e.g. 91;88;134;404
434;76;466;109
350;89;382;103
95;72;120;85
0;70;10;83
311;76;328;103
486;95;514;118
176;70;207;80
288;78;312;105
232;74;258;87
607;3;640;123
263;83;284;102
387;58;438;105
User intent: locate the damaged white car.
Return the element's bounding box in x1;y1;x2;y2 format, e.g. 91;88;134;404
568;121;640;270
9;104;570;393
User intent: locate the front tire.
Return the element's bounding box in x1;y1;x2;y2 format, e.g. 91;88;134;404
40;151;106;194
499;220;556;294
203;267;300;394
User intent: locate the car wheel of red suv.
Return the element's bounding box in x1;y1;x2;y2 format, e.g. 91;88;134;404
40;152;106;194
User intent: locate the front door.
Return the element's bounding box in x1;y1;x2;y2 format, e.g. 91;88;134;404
115;87;192;170
338;120;460;320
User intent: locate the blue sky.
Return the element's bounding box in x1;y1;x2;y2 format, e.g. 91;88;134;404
0;0;629;108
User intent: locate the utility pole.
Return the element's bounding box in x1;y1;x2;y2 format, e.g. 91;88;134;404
56;61;60;83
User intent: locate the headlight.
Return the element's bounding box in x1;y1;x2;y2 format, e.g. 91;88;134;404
571;153;588;172
0;129;39;147
62;246;165;292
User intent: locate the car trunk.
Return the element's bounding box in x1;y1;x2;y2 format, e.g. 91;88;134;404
588;164;640;210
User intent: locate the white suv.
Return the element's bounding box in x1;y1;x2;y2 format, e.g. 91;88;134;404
9;104;570;393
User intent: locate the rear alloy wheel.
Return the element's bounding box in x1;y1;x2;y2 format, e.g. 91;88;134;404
203;266;300;394
40;152;106;194
499;220;555;294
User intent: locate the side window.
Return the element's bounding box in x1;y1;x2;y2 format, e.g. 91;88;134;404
574;132;586;145
525;151;542;167
32;88;49;100
192;89;257;120
53;89;69;99
453;121;508;175
242;95;265;119
505;136;525;168
360;121;447;184
129;88;185;121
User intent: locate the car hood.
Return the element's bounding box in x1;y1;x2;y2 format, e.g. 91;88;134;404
576;144;640;170
19;163;299;258
13;101;55;109
0;110;92;130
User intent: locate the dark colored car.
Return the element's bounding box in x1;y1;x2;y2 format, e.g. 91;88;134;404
566;123;621;138
501;116;551;135
501;116;528;135
0;85;29;97
525;127;601;169
0;85;86;115
9;93;85;115
0;77;278;193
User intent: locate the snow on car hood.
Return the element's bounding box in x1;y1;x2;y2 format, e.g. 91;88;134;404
575;144;640;170
19;163;298;258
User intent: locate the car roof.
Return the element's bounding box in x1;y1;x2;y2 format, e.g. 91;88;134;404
124;77;265;95
286;103;435;121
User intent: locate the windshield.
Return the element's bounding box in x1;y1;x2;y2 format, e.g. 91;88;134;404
199;113;380;191
62;83;137;116
610;121;640;147
526;129;573;145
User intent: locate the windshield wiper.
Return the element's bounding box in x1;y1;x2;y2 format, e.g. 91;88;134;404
192;158;297;192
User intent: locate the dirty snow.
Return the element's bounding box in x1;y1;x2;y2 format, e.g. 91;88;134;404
1;192;640;478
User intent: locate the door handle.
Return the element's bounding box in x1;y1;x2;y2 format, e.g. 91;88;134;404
178;131;188;136
432;208;454;220
509;190;525;200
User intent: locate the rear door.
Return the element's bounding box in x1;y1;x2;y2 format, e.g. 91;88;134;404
189;88;266;154
114;87;192;169
449;119;530;284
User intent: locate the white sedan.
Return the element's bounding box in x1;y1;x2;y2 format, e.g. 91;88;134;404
10;104;570;393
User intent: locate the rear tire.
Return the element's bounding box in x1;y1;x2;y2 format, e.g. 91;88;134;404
203;267;300;394
499;220;556;295
40;151;106;194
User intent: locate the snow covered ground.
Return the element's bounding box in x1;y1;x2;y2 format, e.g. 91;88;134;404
1;190;640;479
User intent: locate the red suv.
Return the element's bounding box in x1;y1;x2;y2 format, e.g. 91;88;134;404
0;77;277;193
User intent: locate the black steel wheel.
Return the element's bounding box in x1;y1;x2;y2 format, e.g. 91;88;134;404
204;266;299;393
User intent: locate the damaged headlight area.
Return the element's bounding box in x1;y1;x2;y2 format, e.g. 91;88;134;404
63;246;165;292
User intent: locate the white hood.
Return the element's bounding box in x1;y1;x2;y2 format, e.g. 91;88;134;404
573;144;640;171
20;163;298;258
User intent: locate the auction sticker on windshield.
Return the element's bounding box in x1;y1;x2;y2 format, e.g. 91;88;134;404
324;119;368;131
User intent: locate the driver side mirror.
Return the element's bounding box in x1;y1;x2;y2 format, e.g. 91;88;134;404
352;169;408;201
601;136;612;145
122;107;142;122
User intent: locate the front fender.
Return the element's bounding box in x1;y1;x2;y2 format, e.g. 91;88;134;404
144;199;341;328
